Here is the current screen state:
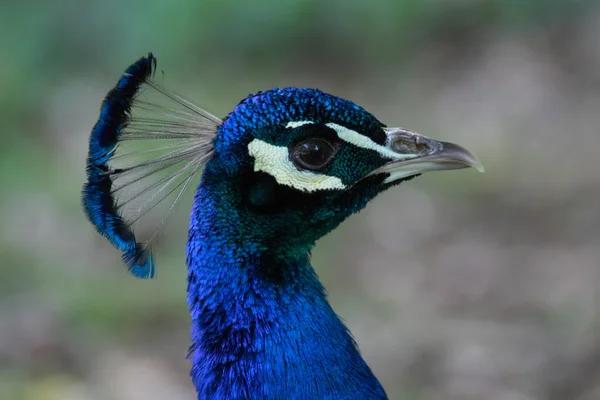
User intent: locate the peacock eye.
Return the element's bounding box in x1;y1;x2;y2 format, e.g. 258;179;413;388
291;138;336;171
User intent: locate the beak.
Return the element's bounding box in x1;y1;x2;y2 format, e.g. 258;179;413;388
373;127;485;183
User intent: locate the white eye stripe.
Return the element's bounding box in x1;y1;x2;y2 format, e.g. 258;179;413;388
285;121;417;161
247;139;346;192
325;123;417;161
285;121;314;129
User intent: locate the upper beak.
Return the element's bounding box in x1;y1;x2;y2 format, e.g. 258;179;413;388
374;127;485;183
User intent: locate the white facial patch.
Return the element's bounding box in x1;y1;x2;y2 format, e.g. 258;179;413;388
325;123;418;161
247;139;346;192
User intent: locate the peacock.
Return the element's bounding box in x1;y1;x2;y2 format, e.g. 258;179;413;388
82;54;483;399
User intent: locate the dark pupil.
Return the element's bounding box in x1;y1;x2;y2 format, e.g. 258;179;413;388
291;135;336;171
298;141;328;166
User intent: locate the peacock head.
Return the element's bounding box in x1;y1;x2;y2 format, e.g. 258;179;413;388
200;87;484;255
83;54;484;276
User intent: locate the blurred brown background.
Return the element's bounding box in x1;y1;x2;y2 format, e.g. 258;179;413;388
1;1;600;399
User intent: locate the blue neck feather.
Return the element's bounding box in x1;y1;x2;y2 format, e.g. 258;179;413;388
186;172;388;399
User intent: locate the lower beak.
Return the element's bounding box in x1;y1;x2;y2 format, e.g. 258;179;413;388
374;127;485;183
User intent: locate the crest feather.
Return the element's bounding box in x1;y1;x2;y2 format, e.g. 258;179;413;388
82;54;220;278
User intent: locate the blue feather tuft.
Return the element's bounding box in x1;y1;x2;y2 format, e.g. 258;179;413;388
82;53;220;279
83;54;157;278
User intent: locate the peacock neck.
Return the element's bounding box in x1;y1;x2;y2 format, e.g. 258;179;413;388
185;178;387;400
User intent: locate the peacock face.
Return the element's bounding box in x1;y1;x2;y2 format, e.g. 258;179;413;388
201;88;483;250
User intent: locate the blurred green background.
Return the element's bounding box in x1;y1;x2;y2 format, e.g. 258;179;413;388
2;0;600;399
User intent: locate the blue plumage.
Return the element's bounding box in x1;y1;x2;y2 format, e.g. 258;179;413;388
82;54;482;399
187;177;388;399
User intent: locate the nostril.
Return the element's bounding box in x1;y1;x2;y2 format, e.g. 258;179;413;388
390;135;431;155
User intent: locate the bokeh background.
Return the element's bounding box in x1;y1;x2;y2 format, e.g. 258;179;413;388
2;1;600;399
